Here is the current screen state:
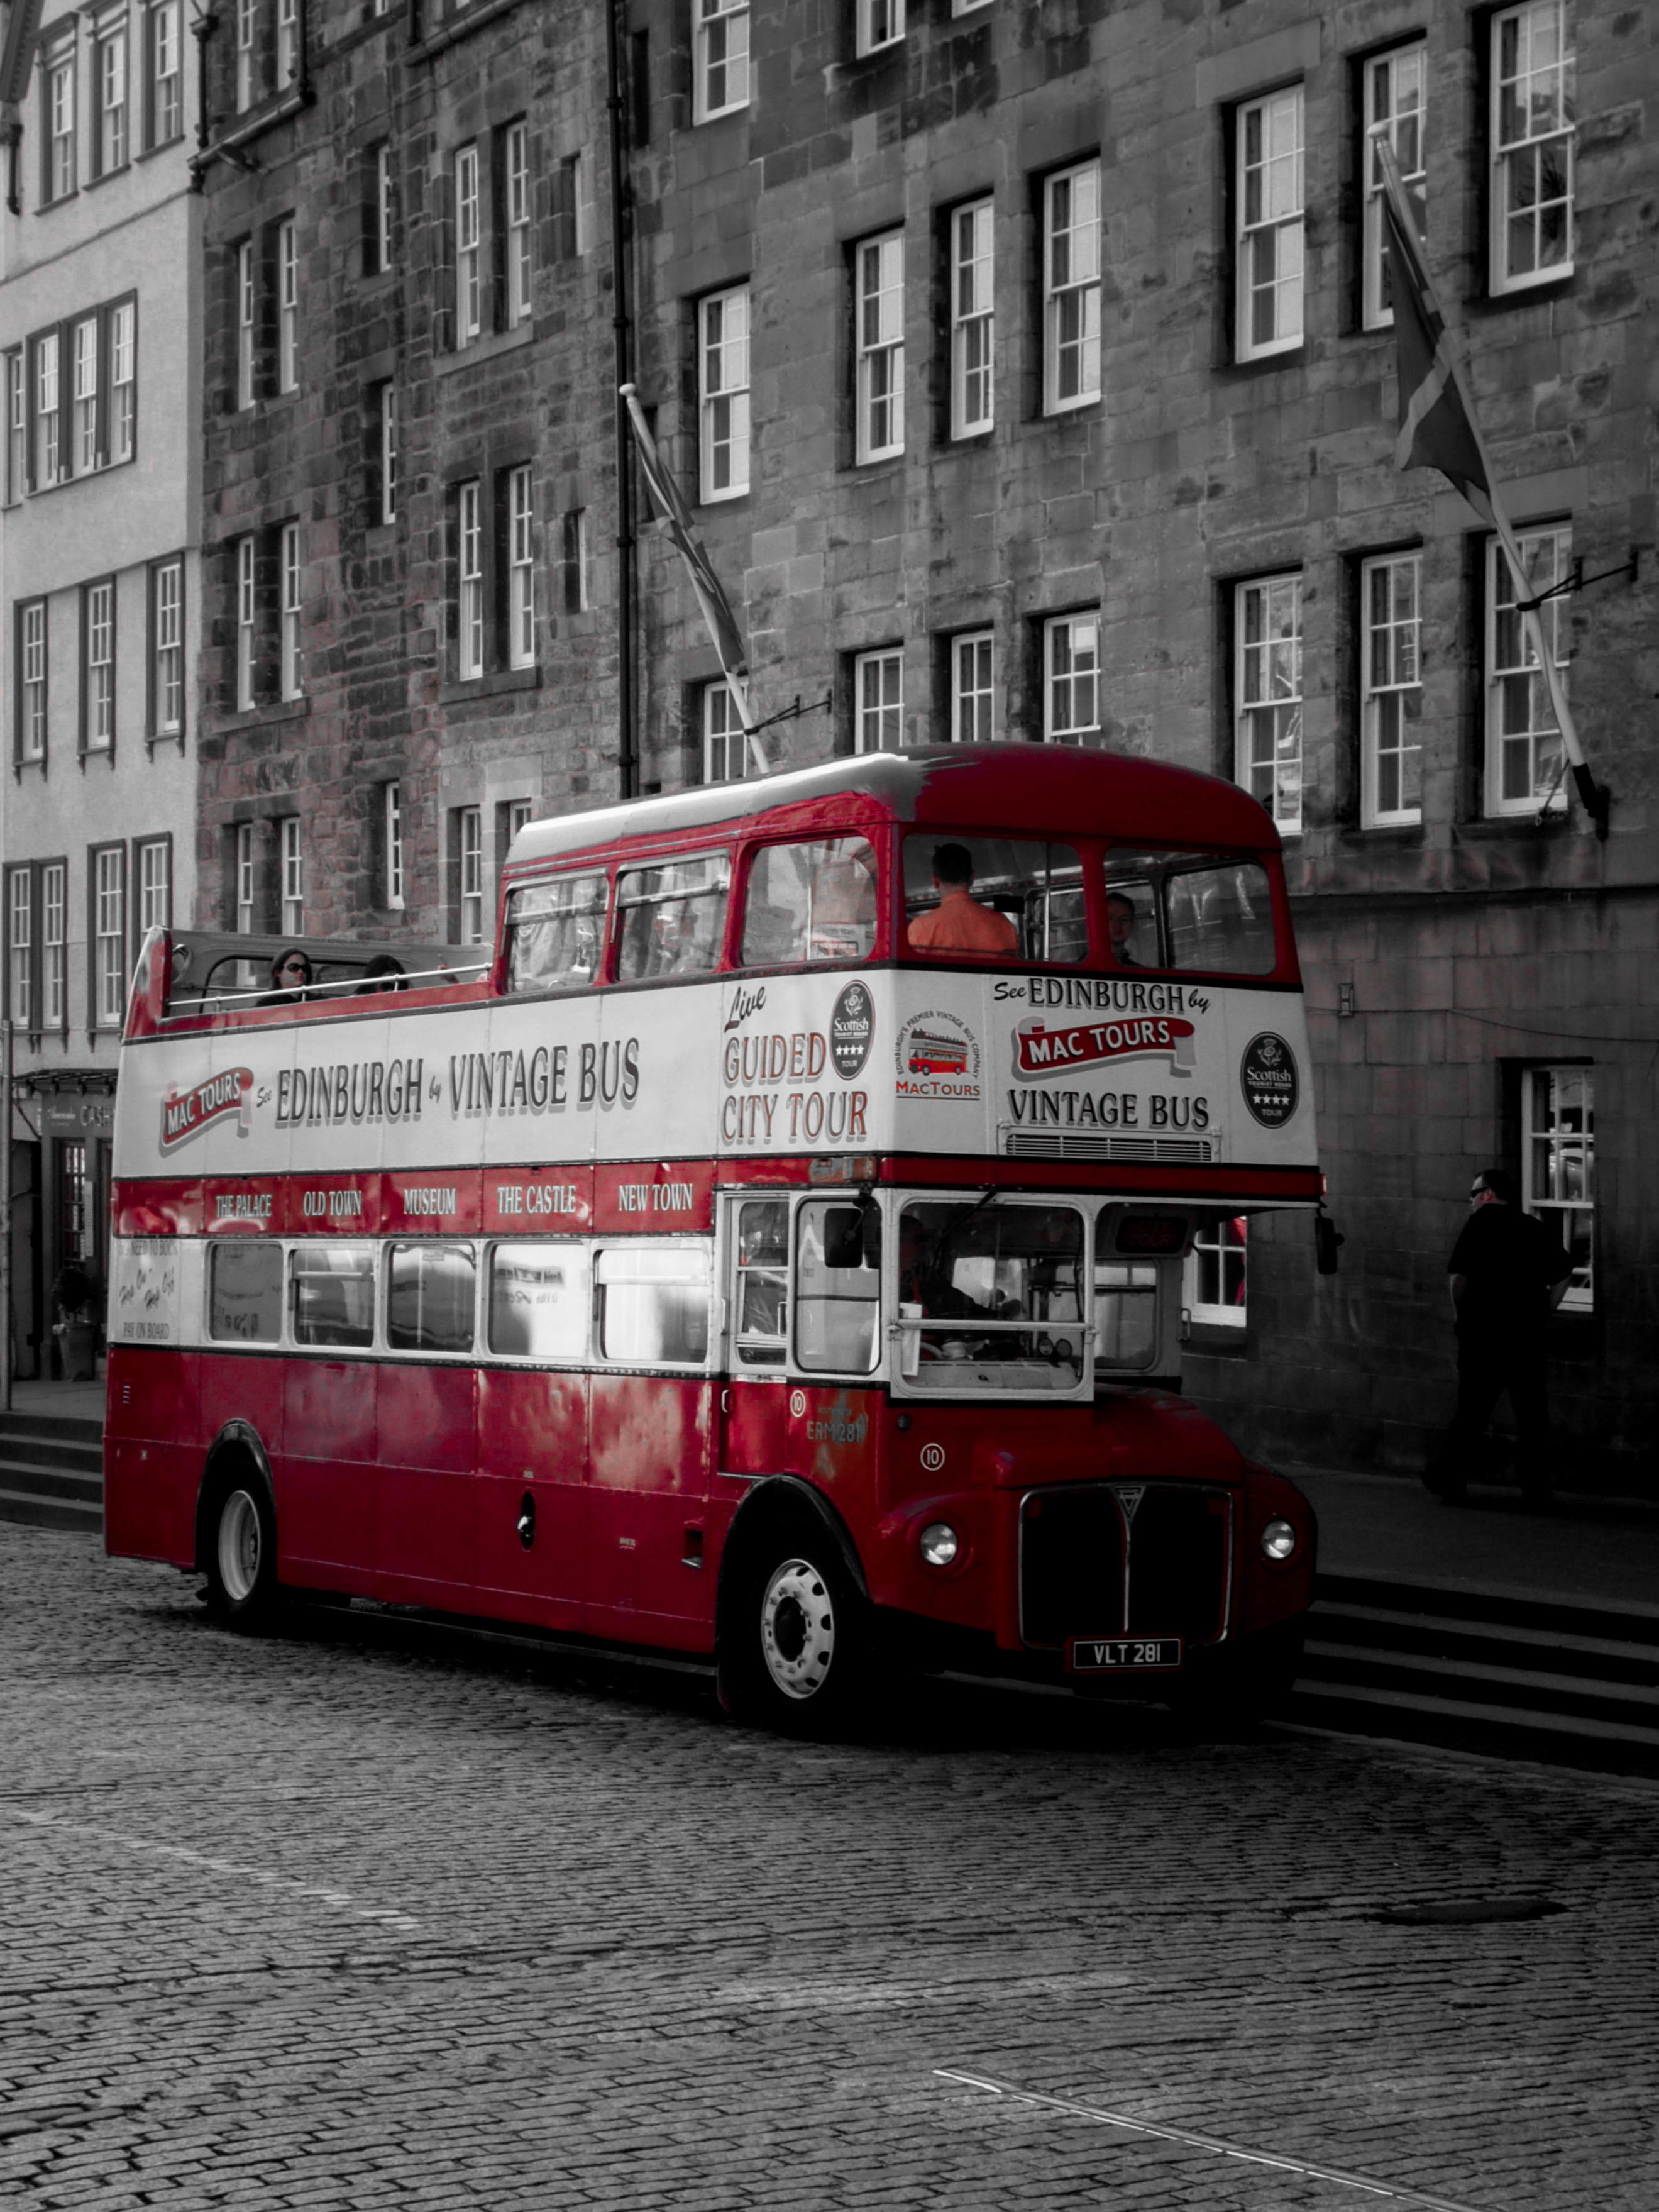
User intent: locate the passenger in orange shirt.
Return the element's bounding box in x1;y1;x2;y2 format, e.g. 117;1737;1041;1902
907;843;1020;955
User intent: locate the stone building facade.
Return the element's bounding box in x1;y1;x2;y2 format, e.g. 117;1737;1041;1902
0;0;202;1373
191;0;1655;1488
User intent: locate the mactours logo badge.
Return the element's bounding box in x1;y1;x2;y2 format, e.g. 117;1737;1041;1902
895;1011;981;1102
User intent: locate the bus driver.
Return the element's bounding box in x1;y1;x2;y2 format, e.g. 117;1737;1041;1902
907;843;1018;956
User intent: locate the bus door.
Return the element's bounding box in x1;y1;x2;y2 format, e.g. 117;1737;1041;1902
376;1241;480;1603
282;1242;379;1583
586;1240;716;1642
474;1241;590;1632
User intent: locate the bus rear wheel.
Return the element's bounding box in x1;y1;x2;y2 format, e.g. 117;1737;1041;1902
718;1527;869;1735
203;1473;280;1630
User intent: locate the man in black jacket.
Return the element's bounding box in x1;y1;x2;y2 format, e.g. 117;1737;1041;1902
1426;1168;1573;1507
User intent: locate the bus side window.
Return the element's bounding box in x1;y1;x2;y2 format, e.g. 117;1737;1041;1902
507;873;609;993
596;1244;712;1365
794;1199;880;1374
209;1241;284;1343
1164;861;1276;975
614;854;730;984
740;838;878;967
488;1242;592;1359
387;1241;477;1354
902;837;1083;963
1094;1263;1159;1369
734;1199;788;1366
290;1244;377;1349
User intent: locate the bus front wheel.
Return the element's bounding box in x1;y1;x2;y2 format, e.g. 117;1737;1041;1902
718;1527;869;1734
203;1473;280;1630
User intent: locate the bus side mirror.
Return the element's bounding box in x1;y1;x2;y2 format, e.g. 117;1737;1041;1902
1315;1212;1344;1275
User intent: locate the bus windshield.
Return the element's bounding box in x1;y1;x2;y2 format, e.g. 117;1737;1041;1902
896;1200;1085;1390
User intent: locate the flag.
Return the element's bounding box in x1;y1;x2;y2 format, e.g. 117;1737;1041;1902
1375;140;1493;526
620;385;752;700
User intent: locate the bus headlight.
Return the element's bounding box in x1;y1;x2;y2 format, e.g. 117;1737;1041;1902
1260;1518;1298;1562
919;1522;959;1568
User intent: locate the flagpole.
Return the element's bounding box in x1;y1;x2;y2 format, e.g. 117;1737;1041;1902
1374;135;1605;831
617;385;772;775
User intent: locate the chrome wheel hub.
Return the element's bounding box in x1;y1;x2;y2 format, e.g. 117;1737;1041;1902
759;1557;835;1701
218;1490;262;1605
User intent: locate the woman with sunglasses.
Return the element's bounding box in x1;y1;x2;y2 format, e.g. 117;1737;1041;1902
260;948;314;1005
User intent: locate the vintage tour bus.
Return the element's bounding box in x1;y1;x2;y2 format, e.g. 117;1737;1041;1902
105;746;1324;1730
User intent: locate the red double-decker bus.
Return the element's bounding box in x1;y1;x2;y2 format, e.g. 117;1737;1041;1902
105;746;1321;1730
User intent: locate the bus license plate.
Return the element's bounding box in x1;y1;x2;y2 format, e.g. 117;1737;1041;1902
1067;1635;1183;1674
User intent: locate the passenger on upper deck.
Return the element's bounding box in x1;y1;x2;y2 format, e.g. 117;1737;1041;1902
260;948;313;1005
1106;893;1144;967
907;843;1018;956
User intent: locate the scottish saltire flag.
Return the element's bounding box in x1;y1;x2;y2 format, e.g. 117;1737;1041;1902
620;385;752;694
1375;140;1494;527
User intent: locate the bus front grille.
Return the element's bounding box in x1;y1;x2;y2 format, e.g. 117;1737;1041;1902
1019;1483;1232;1649
1001;1131;1215;1163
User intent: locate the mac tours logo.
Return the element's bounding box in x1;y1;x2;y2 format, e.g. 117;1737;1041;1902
894;1012;981;1102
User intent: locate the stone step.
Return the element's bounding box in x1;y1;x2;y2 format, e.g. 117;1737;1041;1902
0;1484;103;1533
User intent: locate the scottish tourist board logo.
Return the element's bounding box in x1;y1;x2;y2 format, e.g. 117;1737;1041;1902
1240;1032;1298;1128
161;1068;255;1149
830;982;874;1080
895;1011;981;1102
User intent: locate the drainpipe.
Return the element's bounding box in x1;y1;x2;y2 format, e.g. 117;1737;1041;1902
604;0;637;800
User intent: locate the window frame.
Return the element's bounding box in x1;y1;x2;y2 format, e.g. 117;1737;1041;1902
694;0;749;124
457;478;484;680
90;841;128;1031
280;816;303;937
950;630;995;744
702;680;747;784
855;0;905;60
41;860;67;1033
234;240;255;409
1522;1063;1593;1312
236;822;256;934
507;463;536;669
377;379;398;525
146;0;183;150
853;646;903;754
1484;525;1571;818
234;0;258;111
1043;611;1101;745
458;804;484;943
275;218;298;395
698;283;751;503
1233;573;1303;835
1184;1218;1248;1330
279;521;302;701
234;536;256;711
950;197;995;440
6;864;34;1033
1490;0;1574;297
455;142;482;345
1235;84;1305;362
82;575;117;758
1359;550;1423;829
43;38;77;204
1043;160;1102;414
563;507;588;613
854;230;905;465
505;120;532;327
6;348;24;505
17;598;48;766
93;12;129;178
1361;42;1426;332
135;834;172;952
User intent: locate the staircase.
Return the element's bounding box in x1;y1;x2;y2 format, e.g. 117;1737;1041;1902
1289;1572;1659;1776
0;1411;104;1534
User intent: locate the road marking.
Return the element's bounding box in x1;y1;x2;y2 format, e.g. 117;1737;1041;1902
934;2069;1496;2212
1;1806;420;1932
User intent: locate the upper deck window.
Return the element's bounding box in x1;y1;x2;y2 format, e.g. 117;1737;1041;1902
507;873;608;993
740;838;878;968
903;837;1084;963
615;853;730;982
1103;848;1276;976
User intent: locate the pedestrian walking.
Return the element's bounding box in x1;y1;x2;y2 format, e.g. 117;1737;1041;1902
1426;1168;1572;1508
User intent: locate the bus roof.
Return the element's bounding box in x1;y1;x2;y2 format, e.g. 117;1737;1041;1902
506;746;1281;871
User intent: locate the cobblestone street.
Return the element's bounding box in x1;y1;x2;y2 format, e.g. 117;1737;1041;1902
2;1524;1655;2212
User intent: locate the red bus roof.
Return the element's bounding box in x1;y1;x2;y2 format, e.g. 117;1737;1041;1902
507;746;1282;873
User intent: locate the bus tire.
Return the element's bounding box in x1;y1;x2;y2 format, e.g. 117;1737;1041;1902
202;1469;280;1630
717;1522;870;1735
